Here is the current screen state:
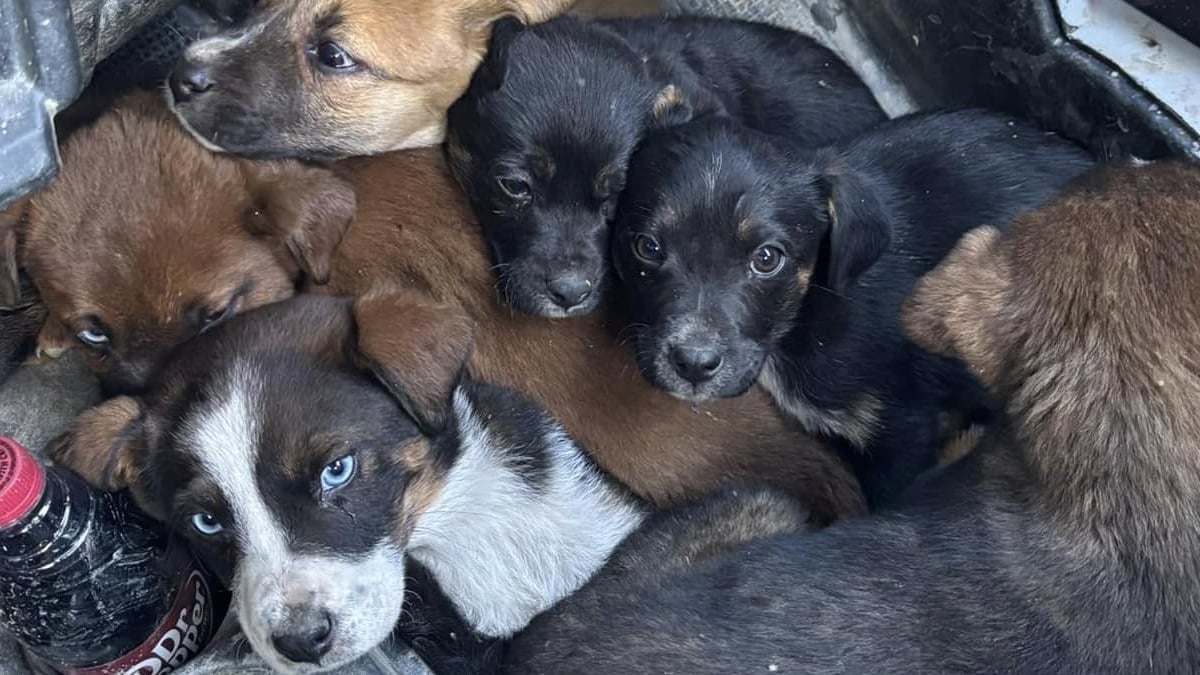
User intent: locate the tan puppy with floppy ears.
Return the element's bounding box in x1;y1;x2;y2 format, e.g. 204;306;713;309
165;0;586;159
15;95;865;523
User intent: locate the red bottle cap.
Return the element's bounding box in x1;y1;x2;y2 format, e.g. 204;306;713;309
0;437;46;528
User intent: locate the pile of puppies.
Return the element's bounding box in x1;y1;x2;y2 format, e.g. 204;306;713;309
1;0;1198;672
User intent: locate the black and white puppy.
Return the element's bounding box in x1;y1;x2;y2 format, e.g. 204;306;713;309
51;291;646;673
446;15;885;318
612;110;1094;506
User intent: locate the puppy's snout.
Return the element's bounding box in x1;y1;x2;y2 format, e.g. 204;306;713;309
669;343;724;384
546;273;594;311
169;60;216;102
271;605;335;664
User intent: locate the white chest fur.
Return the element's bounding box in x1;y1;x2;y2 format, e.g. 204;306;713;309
407;390;646;638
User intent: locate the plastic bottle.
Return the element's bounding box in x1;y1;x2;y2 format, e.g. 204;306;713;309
0;437;228;675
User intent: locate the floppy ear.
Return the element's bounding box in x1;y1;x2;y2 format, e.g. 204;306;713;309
0;198;28;309
240;161;356;284
47;396;146;492
471;17;526;94
648;82;726;129
815;165;892;293
353;289;475;436
902;226;1010;389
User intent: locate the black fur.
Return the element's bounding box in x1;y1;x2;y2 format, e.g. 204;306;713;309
445;14;884;319
121;297;496;672
503;439;1063;673
612;110;1094;507
0;274;43;386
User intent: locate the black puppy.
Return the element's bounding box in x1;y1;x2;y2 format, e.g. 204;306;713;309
613;110;1093;506
506;162;1200;673
446;15;884;318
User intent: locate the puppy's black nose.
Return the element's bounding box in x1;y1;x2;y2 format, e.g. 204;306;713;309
670;345;724;384
169;61;215;102
272;608;334;664
547;274;593;310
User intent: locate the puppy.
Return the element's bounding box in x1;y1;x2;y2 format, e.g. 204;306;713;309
505;160;1200;673
15;95;864;520
446;15;885;318
52;290;650;673
612;111;1094;506
165;0;575;159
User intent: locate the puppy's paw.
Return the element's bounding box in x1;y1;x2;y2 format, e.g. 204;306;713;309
49;396;144;491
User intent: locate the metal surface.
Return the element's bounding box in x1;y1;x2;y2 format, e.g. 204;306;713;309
0;0;176;210
665;0;1199;160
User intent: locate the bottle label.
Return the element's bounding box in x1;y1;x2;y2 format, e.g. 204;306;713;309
61;565;222;675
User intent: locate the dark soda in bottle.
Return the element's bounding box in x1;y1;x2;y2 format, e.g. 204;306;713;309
0;437;229;674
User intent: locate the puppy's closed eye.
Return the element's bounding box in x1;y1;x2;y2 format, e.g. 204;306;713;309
496;175;532;204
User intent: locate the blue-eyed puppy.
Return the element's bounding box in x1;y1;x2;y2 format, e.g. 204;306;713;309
613;111;1094;506
50;291;647;673
446;15;885;318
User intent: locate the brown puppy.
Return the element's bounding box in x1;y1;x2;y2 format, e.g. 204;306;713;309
20;96;863;522
8;95;355;394
166;0;579;159
901;160;1200;670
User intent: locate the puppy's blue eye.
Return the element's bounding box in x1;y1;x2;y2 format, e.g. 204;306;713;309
76;328;109;348
314;41;357;70
633;234;665;265
320;455;356;491
191;513;224;536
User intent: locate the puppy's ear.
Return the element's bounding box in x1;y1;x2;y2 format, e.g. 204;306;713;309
648;83;725;129
0;198;28;309
241;161;356;284
815;165;892;293
353;289;475;436
902;226;1010;388
48;396;146;492
472;17;526;93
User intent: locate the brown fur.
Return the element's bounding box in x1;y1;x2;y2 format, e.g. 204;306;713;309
351;290;466;544
47;395;144;491
13;98;354;392
353;289;475;435
904;160;1200;646
168;0;621;157
33;97;864;523
324;150;864;519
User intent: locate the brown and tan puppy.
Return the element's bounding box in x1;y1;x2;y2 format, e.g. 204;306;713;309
164;0;609;159
15;95;863;522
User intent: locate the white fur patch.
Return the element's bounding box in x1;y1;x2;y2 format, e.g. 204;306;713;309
183;17;272;62
408;389;645;638
181;362;405;673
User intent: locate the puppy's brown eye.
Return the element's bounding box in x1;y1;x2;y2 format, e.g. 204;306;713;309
313;41;357;70
750;245;786;277
633;234;665;265
497;176;531;201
